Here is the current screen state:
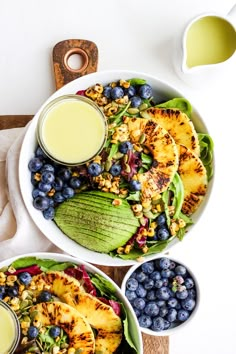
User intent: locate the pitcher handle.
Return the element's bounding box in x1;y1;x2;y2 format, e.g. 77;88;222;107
227;3;236;25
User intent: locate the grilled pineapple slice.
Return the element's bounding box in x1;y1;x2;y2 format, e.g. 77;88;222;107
63;291;123;354
31;271;85;297
144;107;200;156
125;117;178;199
30;302;95;353
178;144;207;215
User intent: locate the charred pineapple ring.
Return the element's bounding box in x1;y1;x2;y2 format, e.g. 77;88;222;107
30;302;95;353
31;272;123;354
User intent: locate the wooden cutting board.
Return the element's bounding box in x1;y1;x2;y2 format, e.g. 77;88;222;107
0;39;169;354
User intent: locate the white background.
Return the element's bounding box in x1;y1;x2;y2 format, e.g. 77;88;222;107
0;1;236;353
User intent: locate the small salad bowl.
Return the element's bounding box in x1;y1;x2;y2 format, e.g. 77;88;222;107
121;255;200;336
0;252;143;354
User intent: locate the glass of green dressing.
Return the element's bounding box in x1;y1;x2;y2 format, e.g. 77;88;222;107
0;301;21;354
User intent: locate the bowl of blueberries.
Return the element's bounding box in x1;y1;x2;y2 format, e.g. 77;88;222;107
121;256;199;335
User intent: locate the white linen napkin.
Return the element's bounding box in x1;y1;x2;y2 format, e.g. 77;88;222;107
0;126;61;261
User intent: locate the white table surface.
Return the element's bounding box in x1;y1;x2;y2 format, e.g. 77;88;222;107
1;1;236;353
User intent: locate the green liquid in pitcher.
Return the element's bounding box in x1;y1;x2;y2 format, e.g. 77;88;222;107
186;16;236;68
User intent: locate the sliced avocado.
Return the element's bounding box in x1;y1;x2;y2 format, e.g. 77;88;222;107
54;190;139;253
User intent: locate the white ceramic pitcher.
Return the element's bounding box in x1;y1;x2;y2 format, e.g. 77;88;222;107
173;4;236;87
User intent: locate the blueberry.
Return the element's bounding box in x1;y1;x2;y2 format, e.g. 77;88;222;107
138;314;152;328
138;84;152;99
176;289;189;300
28;326;39;339
159;257;171;270
157;227;170;240
136;284;147;298
7;286;18;297
133;308;141;318
43;207;55;220
163;319;171;330
162;278;169;287
69;177;81;189
125;290;137;302
119;141;133;154
32;189;46;199
41;164;55;173
129;180;141;191
135;271;147;283
167;308;177;323
141;261;154;275
188;289;196;299
143;278;154;290
157;213;166;226
18;272;32;286
52;177;64;191
124;85;136;97
175;265;187;277
159;306;168;318
181;298;196;311
53;192;65;204
156;286;170;301
28;157;43;172
49;326;61;338
167;297;178;308
58;168;72;181
0;285;6;298
150;271;161;281
111;86;124;100
87;162;102;177
109;164;122;176
33;196;50;211
184;277;195;289
133;297;146;310
103;86;112;98
38;290;52;302
151;317;165;331
130;96;142;108
62;187;75;199
156;300;165;307
154;279;163;289
169;261;176;270
126;278;139;291
41;171;55;184
35;146;47;158
146;290;156;301
38;182;52;193
177;309;190;322
144;302;159;317
161;269;173;278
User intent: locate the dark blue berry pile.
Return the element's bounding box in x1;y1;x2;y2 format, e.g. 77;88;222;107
125;257;197;332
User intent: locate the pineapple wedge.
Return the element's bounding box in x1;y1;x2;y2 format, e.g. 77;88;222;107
143;107;200;156
63;291;123;354
125;117;179;199
30;302;95;353
31;270;85;297
178;144;207;215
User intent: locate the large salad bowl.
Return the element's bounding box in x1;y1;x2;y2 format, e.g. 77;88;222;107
19;70;214;266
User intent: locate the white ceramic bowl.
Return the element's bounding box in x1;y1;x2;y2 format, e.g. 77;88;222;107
0;252;143;353
121;255;200;336
19;69;214;266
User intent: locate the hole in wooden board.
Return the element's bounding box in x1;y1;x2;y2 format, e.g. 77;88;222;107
64;48;89;73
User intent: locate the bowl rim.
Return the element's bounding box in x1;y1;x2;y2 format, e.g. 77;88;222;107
19;69;214;266
0;251;143;353
121;254;200;336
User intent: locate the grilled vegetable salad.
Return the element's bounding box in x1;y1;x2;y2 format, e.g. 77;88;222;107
0;257;138;354
29;78;214;260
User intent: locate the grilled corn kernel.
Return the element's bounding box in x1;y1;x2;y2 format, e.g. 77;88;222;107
132;204;142;213
142;200;151;209
7;266;16;274
117;247;124;254
124;245;132;254
147;228;155;237
178;218;186;228
142;245;149;254
68;348;76;354
112;199;122;206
